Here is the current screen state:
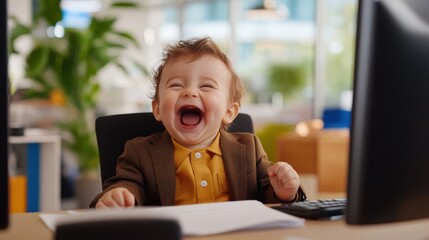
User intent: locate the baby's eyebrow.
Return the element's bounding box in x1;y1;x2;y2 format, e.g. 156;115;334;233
200;76;219;84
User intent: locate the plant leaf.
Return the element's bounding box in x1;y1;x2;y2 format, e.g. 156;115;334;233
34;0;62;25
110;1;139;8
113;62;130;76
89;17;116;40
26;45;50;78
112;31;140;47
130;58;150;76
24;90;50;99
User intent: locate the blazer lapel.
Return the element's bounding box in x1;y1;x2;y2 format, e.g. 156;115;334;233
220;130;248;200
149;131;176;205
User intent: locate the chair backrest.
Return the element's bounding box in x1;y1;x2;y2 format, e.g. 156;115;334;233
95;112;254;185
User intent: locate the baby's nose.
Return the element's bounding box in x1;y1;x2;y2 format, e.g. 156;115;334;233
183;87;198;97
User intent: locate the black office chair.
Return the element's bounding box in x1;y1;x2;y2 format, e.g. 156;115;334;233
95;112;254;185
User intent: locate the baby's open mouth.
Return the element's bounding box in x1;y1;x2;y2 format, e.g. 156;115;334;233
179;107;203;126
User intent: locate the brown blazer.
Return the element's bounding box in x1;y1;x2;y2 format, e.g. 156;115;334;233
90;130;306;207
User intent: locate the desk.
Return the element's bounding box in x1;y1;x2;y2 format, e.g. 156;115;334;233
2;212;429;240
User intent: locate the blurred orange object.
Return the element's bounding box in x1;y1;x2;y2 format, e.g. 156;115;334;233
50;89;66;106
9;175;27;213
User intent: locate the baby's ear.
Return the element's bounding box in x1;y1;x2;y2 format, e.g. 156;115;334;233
222;102;240;125
152;100;161;121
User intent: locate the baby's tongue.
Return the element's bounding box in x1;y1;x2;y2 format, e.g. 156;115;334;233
181;113;201;126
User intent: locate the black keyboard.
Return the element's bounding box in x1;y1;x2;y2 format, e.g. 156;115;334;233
271;198;347;220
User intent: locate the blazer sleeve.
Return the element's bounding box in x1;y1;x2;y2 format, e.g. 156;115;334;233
89;138;147;208
253;134;307;203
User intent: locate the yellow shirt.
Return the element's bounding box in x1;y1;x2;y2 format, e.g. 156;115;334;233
173;133;230;205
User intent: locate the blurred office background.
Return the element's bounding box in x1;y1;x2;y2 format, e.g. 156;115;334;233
7;0;357;210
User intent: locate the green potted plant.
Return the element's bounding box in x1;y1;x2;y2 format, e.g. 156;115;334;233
9;0;145;206
267;62;307;100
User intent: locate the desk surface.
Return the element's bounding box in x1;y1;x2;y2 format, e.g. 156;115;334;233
1;212;429;240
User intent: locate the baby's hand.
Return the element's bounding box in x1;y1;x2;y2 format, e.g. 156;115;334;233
267;162;300;202
95;187;135;209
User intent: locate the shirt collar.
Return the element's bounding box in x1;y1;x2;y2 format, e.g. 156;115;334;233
172;132;222;161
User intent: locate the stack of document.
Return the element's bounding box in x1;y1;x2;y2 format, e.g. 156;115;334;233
40;200;304;236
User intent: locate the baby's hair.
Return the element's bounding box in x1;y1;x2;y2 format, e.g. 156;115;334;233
150;37;244;106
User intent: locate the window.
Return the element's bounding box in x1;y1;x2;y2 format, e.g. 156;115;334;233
127;0;358;123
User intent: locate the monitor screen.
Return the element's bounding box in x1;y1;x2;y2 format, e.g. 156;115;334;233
0;0;10;230
347;0;429;224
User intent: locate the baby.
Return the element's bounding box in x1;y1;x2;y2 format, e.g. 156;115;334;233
91;37;306;208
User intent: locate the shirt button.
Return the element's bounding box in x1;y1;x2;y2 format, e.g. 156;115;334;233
195;152;202;159
200;180;208;187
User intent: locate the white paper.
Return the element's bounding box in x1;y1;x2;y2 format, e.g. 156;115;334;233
40;200;304;236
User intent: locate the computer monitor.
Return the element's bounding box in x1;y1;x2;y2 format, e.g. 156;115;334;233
347;0;429;224
0;0;9;230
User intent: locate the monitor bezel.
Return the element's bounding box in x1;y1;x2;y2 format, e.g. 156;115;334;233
0;0;10;230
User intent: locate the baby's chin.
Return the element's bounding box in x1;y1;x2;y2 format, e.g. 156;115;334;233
172;129;218;149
